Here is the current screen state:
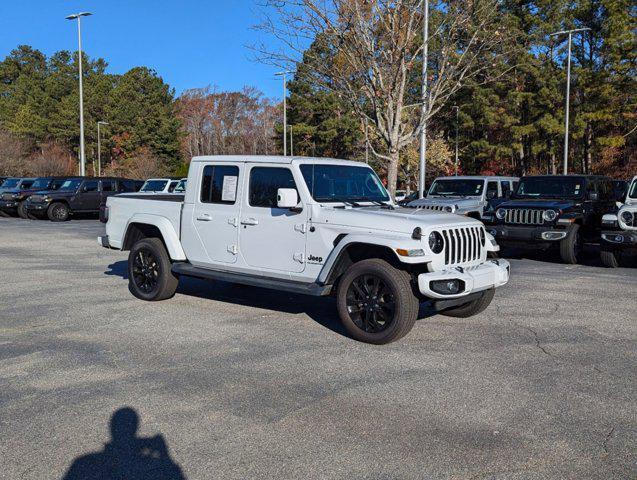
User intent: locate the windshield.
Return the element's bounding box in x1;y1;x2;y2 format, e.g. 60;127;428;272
428;179;484;197
300;164;390;203
174;180;187;193
629;180;637;199
1;178;21;189
30;178;52;190
514;177;584;199
58;179;82;191
140;180;168;192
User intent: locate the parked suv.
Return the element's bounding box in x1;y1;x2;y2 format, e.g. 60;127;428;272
25;177;142;221
599;175;637;267
488;175;616;264
0;178;34;217
138;178;180;194
408;176;519;220
0;177;68;218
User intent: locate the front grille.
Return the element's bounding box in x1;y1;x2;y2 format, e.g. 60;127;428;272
504;208;545;225
1;193;15;201
441;226;484;266
29;195;44;203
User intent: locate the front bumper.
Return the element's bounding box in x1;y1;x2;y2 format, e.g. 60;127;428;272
98;235;112;248
417;259;510;299
601;230;637;247
25;202;50;212
487;224;571;244
0;200;19;211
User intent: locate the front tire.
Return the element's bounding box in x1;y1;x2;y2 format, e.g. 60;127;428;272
336;259;419;344
47;202;70;222
17;201;29;219
128;237;179;301
600;249;620;268
560;224;581;264
441;288;495;318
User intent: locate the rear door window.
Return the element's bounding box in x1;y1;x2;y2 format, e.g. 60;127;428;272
200;165;240;204
82;180;99;192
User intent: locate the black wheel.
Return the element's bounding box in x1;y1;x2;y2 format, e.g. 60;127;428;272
128;237;179;301
336;259;419;344
600;249;620;268
441;288;495;318
0;210;9;218
17;201;29;219
560;224;581;264
47;202;70;222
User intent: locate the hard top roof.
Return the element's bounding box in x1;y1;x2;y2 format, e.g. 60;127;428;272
191;155;367;167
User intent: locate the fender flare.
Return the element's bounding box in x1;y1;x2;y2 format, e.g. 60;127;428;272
124;213;186;260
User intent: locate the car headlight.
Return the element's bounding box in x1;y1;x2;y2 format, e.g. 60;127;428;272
621;211;634;224
543;209;558;222
428;231;444;254
496;209;506;220
444;205;456;213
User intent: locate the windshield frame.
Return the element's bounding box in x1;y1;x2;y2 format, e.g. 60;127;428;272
300;163;391;204
29;178;53;190
512;176;586;200
427;179;485;197
1;178;21;189
628;180;637;199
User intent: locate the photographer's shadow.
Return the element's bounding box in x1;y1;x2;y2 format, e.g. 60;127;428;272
62;407;186;480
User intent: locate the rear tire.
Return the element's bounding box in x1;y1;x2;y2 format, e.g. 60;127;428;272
47;202;70;222
600;249;620;268
17;201;29;219
560;224;581;264
336;259;419;344
441;288;495;318
128;237;179;301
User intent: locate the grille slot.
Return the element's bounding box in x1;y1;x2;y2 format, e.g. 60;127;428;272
441;226;484;266
504;208;545;225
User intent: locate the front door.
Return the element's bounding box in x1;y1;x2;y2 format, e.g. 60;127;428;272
77;179;100;211
192;164;242;264
239;165;307;273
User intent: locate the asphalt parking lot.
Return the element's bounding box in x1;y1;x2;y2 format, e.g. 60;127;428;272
0;217;635;479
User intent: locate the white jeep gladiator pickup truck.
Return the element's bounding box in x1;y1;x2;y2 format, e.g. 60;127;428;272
99;156;510;344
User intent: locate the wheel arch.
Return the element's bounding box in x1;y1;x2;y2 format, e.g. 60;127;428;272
122;216;186;260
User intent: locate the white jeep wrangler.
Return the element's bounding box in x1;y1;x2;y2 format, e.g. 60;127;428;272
99;156;510;344
600;175;637;267
407;175;519;220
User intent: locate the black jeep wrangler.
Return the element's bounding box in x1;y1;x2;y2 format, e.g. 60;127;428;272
0;177;68;218
487;175;616;264
25;177;142;221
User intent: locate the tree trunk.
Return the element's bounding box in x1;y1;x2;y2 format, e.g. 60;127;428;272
549;138;557;175
387;148;399;197
584;123;593;174
518;138;526;175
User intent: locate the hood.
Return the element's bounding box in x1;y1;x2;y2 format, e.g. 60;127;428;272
2;187;50;196
316;205;481;234
409;197;481;207
498;198;577;210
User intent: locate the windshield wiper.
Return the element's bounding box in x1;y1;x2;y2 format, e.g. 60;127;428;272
352;197;395;209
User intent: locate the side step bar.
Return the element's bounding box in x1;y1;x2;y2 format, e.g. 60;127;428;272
171;262;332;297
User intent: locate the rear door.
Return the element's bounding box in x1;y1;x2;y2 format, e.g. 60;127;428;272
238;165;307;273
191;163;242;264
100;179;118;205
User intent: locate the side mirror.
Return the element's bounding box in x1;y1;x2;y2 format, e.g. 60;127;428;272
589;192;599;201
277;188;299;209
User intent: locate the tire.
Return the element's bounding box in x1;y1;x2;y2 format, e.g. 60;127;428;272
47;202;70;222
0;210;9;218
600;249;620;268
559;224;581;264
336;258;419;344
128;237;179;301
441;288;495;318
17;201;29;219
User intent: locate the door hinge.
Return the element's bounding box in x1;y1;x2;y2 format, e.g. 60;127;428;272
293;252;305;263
227;245;238;255
228;217;238;227
294;223;307;234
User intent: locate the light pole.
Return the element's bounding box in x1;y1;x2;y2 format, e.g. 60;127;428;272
275;71;292;156
418;0;429;198
549;27;590;175
97;121;108;177
452;106;459;175
66;12;92;177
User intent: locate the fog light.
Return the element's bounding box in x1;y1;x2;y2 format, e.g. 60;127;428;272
430;279;464;295
541;231;567;240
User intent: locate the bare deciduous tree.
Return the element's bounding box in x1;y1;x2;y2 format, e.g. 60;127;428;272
255;0;512;194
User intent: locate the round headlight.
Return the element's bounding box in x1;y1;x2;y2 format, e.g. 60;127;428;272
543;209;558;222
428;231;444;254
621;210;634;224
496;209;506;220
444;205;456;213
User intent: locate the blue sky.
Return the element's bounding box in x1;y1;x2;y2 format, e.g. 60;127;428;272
0;0;284;99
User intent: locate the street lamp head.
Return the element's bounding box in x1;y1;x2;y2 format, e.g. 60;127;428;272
66;12;92;20
98;121;109;125
274;70;293;76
